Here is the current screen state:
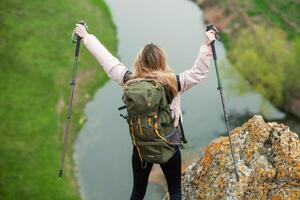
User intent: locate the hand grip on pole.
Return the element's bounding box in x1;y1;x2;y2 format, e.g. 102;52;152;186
72;20;88;43
206;24;220;61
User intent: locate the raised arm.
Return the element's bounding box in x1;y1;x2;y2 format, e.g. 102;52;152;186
178;30;215;93
74;24;128;85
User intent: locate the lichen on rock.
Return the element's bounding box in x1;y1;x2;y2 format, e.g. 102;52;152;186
182;115;300;200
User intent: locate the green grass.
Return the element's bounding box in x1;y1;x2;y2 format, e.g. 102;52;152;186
0;0;117;199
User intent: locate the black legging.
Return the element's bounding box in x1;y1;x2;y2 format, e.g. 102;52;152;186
130;147;182;200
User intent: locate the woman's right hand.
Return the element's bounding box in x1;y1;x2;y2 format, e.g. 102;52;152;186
73;23;89;39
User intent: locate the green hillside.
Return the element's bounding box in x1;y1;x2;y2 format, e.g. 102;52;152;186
249;0;300;38
0;0;117;199
196;0;300;118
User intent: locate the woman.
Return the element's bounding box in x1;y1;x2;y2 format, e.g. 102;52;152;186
74;24;215;200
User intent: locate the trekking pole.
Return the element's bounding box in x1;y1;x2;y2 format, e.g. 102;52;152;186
179;116;187;144
58;20;88;178
206;24;239;181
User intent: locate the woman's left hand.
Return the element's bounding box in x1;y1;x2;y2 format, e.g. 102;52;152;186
205;30;216;46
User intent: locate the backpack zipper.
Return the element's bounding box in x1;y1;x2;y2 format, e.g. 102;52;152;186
130;117;143;162
137;116;143;136
153;113;171;144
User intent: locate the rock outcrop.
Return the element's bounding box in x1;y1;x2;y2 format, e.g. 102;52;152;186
182;115;300;200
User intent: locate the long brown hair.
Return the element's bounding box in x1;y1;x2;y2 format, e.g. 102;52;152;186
131;43;178;97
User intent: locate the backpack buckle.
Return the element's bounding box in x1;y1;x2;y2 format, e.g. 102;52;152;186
118;105;126;110
119;114;128;119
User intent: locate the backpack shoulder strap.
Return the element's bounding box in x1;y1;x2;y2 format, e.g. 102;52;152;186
164;75;181;104
122;71;181;103
176;74;181;92
123;70;132;84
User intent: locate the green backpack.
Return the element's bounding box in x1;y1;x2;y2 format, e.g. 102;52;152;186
120;78;181;164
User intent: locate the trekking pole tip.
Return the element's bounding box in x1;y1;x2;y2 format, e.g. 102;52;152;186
236;174;240;182
58;169;63;178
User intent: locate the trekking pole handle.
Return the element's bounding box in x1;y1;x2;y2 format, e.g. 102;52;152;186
206;24;221;41
72;20;88;43
206;24;220;61
73;20;88;57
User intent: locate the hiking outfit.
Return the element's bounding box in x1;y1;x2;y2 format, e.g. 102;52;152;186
81;33;213;199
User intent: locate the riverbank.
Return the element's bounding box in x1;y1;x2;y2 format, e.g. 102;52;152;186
191;0;300;119
0;0;117;199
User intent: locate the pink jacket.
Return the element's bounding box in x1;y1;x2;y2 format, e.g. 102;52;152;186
83;34;213;127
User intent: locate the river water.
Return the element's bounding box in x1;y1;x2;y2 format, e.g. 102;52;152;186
73;0;290;199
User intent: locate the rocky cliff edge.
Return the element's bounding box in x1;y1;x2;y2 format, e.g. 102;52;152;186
181;115;300;200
